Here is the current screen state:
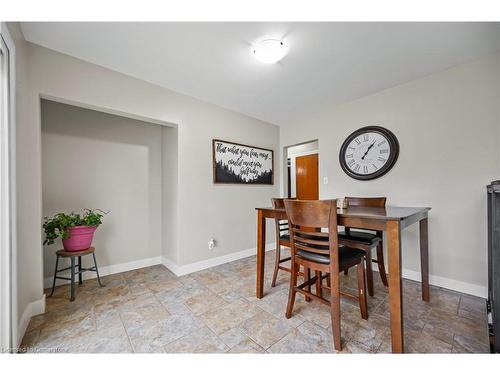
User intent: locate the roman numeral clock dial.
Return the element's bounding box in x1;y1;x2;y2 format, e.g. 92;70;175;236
339;126;399;180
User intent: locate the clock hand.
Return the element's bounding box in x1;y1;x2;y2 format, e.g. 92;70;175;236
361;140;376;160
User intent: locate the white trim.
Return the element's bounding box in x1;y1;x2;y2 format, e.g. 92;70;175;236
0;22;17;352
287;149;319;159
17;294;45;347
162;243;276;276
401;267;487;298
43;256;162;289
367;262;487;298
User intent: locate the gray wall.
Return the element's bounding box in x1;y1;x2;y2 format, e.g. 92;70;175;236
280;53;500;296
12;30;279;332
41;100;169;280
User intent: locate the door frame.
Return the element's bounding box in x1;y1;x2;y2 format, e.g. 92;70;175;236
286;148;319;199
0;22;17;352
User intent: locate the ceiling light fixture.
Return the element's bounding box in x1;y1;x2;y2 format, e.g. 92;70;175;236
252;39;288;64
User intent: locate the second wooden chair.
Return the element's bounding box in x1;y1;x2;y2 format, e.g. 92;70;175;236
338;197;388;296
271;197;297;287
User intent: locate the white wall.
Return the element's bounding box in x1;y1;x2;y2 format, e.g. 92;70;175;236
41;100;169;280
162;126;179;264
11;25;279;337
6;23;43;346
281;54;500;296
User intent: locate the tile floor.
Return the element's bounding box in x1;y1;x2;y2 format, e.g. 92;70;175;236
20;252;490;353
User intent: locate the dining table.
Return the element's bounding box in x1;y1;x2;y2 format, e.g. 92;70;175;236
255;204;431;353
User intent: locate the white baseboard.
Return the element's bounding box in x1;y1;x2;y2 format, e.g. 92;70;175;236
18;294;45;345
43;256;163;289
368;262;486;298
401;267;487;298
163;243;276;277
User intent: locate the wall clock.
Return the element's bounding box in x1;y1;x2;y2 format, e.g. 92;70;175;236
339;126;399;180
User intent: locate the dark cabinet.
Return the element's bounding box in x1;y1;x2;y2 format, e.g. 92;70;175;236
487;180;500;353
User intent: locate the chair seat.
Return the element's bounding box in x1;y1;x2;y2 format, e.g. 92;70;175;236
338;230;381;246
296;246;365;269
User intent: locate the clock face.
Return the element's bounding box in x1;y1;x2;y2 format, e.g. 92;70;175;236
339;126;399;180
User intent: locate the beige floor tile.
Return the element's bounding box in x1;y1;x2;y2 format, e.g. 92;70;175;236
228;338;266;353
22;261;489;354
339;304;391;352
452;333;490;353
199;299;261;334
154;280;208;305
164;327;229;353
240;310;294;349
185;291;228;316
120;304;170;330
65;324;133;353
126;313;204;353
217;327;250;348
267;321;335;353
405;329;452;353
341;340;373;353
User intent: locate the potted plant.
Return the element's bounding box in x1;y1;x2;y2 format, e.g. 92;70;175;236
43;209;107;251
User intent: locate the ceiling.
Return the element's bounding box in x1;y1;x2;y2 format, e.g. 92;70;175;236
20;22;500;126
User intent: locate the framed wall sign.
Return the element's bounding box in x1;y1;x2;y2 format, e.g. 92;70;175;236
212;139;274;185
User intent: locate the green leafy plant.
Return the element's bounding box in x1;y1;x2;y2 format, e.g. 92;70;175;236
43;209;108;245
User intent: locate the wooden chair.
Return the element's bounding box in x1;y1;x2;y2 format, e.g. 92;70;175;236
271;198;298;287
338;197;388;296
284;199;368;351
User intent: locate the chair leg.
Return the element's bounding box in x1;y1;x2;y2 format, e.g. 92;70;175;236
365;249;374;297
315;271;322;298
330;271;342;351
376;242;388;287
304;267;311;302
49;255;60;297
271;245;281;287
93;252;105;287
343;269;348;276
357;262;368;320
286;261;298;319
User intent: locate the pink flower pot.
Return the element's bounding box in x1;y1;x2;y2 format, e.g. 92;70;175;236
62;226;97;251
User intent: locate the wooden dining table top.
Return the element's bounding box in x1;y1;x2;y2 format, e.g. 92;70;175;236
256;205;430;221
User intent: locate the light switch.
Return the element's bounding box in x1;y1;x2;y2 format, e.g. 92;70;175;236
323;176;329;185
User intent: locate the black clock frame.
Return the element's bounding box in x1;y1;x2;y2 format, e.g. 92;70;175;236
339;126;399;181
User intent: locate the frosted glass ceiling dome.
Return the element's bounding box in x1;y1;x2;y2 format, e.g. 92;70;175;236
252;39;288;64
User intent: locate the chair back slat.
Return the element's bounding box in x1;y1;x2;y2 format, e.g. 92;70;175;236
284;199;339;257
294;228;328;237
284;199;334;228
272;198;293;240
293;235;329;247
345;197;386;208
293;242;330;255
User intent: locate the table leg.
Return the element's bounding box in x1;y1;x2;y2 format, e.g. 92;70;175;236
256;210;266;299
419;217;430;302
387;220;404;353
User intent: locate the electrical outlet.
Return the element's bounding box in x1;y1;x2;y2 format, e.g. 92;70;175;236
323;176;329;185
208;239;216;250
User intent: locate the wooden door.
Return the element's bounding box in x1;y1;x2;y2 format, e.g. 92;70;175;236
295;154;319;200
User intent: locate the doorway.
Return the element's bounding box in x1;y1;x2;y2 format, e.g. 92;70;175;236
285;140;319;199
